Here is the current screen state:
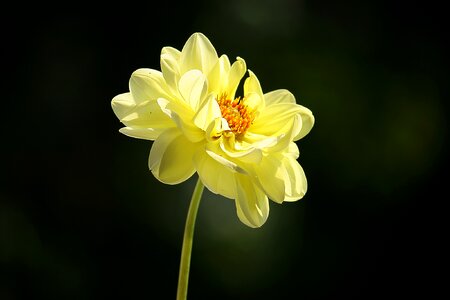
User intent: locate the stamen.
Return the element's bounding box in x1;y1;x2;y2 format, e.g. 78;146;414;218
217;93;254;136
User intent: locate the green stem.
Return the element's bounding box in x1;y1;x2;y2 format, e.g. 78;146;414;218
176;177;204;300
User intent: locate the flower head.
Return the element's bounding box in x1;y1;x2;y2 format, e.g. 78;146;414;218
112;33;314;227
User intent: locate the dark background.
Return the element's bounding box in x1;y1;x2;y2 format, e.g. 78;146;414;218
1;1;448;299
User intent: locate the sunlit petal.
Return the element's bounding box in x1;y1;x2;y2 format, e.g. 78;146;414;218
227;57;247;99
157;98;204;143
161;47;181;96
243;70;264;111
205;147;248;174
193;149;236;199
256;155;287;203
129;68;171;103
112;93;174;132
149;128;198;184
283;156;307;201
193;95;222;131
118;127;163;140
208;54;231;93
264;89;296;106
178;70;208;111
180;32;218;75
234;173;269;228
293;105;315;141
250;103;304;137
219;138;263;164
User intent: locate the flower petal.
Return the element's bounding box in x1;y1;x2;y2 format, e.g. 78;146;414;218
227;57;247;99
180;32;218;75
243;70;264;111
193;94;222;131
242;132;283;151
205;148;247;174
264;89;296;106
282;156;307;201
157;98;204;143
111;92;174;137
161;46;181;61
208;54;231;94
250;102;304;138
293;106;315;141
160;46;181;96
111;92;137;120
255;154;287;203
234;173;269;228
255;117;299;154
193;149;236;199
149;128;197;184
219;137;263;164
285;142;300;159
118;127;163;140
129;68;171;104
205;117;231;142
178;69;208;111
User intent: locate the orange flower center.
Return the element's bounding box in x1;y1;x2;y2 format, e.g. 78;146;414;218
217;93;254;136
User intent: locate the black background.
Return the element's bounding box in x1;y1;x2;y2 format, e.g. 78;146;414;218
1;1;448;299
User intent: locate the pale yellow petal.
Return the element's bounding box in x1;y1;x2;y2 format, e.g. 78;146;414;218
205;148;247;174
264;89;296;106
180;32;218;74
204;117;231;142
251;102;304;138
111;92;137;119
160;47;181;96
293;106;315;141
282;157;307;201
208;54;231;93
241;132;282;150
178;69;208;111
119;101;173;128
285;142;300;159
234;173;269;228
255;155;287;203
218;138;263;164
149;128;197;184
243;70;264;110
227;57;247;99
161;46;181;61
157;98;204;143
256;118;299;154
118;127;163;140
244;92;263;118
129;68;170;103
193;149;236;199
261;89;314;141
193;94;222;131
112;93;174;130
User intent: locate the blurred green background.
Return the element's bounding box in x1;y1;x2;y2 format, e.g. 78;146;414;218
1;0;448;299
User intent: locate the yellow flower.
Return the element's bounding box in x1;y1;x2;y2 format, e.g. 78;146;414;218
112;33;314;227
